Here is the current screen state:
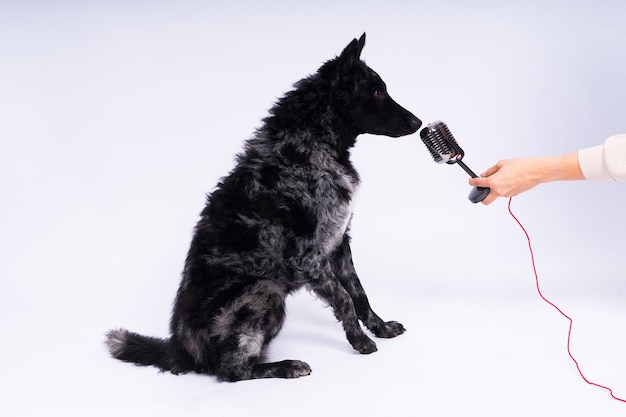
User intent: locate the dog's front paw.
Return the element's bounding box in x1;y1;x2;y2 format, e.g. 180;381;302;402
348;333;378;354
368;320;406;338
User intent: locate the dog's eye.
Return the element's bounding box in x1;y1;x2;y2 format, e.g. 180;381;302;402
373;89;384;99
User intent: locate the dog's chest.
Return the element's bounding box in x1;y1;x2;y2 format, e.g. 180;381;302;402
336;193;356;236
322;172;359;253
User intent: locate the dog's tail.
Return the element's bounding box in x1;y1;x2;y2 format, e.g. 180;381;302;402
105;328;173;372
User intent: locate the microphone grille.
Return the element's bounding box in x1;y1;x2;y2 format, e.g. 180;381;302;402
419;120;463;164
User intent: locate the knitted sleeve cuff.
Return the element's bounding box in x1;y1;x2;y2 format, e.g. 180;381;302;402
578;134;626;182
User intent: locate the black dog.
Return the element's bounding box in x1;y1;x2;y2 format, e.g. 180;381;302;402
106;33;421;382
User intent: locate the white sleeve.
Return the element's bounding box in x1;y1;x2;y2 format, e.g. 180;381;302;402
578;134;626;182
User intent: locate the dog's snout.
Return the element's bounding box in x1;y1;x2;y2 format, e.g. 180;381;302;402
401;114;421;135
409;116;422;132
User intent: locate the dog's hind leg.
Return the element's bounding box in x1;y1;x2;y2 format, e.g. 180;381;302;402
219;335;312;381
211;279;311;381
331;234;405;338
250;360;312;379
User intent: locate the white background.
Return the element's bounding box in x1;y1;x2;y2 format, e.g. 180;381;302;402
1;0;626;416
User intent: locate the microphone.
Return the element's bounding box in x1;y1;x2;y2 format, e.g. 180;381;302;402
420;120;490;203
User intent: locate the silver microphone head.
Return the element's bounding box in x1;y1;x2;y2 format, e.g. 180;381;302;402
419;120;464;164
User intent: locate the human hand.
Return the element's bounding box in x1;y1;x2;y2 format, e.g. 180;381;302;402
468;158;549;205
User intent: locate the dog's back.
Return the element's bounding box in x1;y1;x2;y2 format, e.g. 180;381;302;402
107;33;421;381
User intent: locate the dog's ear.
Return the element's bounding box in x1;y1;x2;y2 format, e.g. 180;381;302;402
356;32;366;54
333;33;366;84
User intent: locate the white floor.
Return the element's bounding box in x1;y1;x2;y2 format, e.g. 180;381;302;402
2;1;626;416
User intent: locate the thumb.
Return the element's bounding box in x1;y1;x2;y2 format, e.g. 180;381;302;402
468;177;489;187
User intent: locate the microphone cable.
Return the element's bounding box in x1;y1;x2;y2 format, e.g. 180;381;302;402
507;196;626;403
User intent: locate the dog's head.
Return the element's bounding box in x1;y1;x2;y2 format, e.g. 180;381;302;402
329;33;422;138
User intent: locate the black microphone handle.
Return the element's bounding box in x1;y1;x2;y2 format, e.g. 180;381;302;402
456;160;478;178
456;160;490;204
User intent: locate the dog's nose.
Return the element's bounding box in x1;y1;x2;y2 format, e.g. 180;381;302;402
409;116;422;133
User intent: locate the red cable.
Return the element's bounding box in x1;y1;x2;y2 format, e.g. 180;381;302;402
507;197;626;403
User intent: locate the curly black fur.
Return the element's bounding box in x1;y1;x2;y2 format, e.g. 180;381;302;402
106;33;421;382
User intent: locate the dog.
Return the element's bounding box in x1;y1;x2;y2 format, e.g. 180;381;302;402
106;33;421;382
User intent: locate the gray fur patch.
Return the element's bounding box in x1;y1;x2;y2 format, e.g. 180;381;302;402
105;328;128;357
